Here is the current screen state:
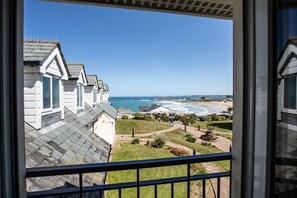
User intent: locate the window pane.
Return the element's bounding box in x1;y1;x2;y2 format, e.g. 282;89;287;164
43;77;51;109
284;76;296;109
80;85;83;107
77;85;80;107
275;3;297;196
52;78;60;109
93;90;97;103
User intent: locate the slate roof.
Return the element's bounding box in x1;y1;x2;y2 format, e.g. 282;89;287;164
87;75;98;86
97;80;103;89
100;102;117;119
26;104;111;193
23;40;68;72
67;64;86;79
139;104;171;112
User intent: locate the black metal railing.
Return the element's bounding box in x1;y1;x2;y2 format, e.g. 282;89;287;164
26;152;232;198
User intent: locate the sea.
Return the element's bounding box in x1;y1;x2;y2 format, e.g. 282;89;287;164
110;95;230;115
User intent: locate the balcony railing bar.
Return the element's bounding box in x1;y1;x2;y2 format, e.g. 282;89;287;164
27;171;230;197
26;152;232;178
217;177;221;198
26;153;231;197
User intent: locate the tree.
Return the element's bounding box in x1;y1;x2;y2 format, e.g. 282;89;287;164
134;112;145;120
161;113;170;122
227;107;233;115
179;114;197;131
153;113;161;122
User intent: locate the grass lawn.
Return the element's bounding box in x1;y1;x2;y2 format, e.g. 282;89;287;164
191;120;233;133
164;130;230;172
106;142;205;198
116;119;172;134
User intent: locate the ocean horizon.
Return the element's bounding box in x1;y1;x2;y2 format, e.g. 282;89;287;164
110;95;232;115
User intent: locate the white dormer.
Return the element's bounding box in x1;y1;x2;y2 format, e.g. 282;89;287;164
23;40;69;129
97;80;104;104
103;84;110;102
85;75;98;107
64;64;87;114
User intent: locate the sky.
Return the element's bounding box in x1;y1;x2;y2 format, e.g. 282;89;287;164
25;0;233;97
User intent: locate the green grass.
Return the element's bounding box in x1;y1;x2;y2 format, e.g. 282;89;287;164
191;120;233;133
106;142;205;198
164;130;230;172
116;119;172;134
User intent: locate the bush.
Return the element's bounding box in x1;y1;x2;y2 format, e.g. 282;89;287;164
134;113;145;120
161;113;170;122
151;134;166;148
122;115;129;119
186;135;196;143
185;133;192;138
170;147;188;156
201;116;211;122
131;138;140;144
144;115;153;121
201;142;211;146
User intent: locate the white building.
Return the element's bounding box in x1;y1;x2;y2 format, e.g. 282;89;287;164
103;84;110;102
23;40;69;129
64;63;88;114
85;75;98;107
139;104;172;114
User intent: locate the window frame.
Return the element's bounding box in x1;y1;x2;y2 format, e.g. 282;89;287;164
281;74;297;113
77;83;83;108
42;74;61;112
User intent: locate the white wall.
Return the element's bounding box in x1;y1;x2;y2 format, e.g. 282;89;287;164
24;73;41;129
94;113;115;146
84;86;94;106
64;81;77;114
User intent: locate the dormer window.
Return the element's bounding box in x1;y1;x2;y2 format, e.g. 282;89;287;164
77;84;83;107
43;76;60;110
283;75;296;110
93;90;97;104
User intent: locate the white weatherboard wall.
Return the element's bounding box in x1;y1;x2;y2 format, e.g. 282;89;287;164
24;73;42;128
64;71;86;114
94;113;115;145
84;86;94;106
97;89;103;104
64;81;78;114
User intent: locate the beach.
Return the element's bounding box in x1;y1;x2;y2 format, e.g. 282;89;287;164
110;96;233;115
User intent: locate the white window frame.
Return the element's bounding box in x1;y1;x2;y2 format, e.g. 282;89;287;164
42;74;61;113
77;83;83;108
281;75;297;114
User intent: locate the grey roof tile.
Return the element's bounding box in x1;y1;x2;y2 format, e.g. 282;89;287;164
86;75;98;86
100;102;117;119
25;104;111;193
97;80;103;89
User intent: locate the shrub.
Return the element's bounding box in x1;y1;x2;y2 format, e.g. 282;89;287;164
201;142;211;146
151;134;166;148
185;133;192;138
122;115;129;119
134;113;145;120
170;147;188;156
201;116;212;122
144;115;153;121
131;138;140;144
145;140;151;146
161;113;170;122
186;135;196;143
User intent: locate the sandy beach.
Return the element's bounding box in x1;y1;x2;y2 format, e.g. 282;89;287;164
193;101;233;112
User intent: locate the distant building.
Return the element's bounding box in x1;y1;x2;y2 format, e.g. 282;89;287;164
139;104;172;113
85;75;99;107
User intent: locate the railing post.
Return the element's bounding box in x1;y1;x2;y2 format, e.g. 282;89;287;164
79;173;83;197
136;168;140;198
187;163;190;198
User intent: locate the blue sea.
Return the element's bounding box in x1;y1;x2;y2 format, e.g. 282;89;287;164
110;95;230;115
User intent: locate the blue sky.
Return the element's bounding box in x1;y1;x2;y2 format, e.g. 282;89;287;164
25;0;233;97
